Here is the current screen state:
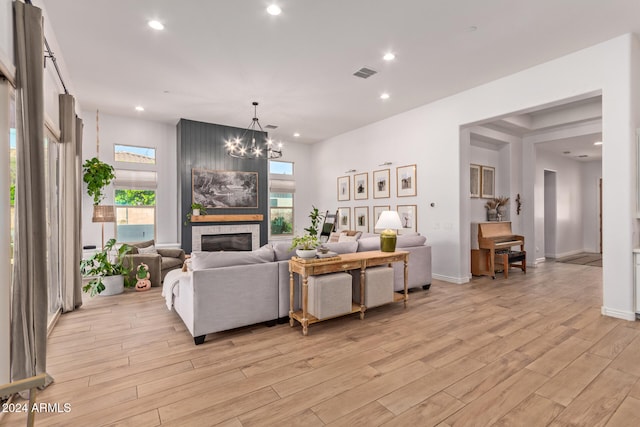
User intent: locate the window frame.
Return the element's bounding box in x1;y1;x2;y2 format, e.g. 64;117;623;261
269;160;295;239
114;143;157;165
114;188;157;243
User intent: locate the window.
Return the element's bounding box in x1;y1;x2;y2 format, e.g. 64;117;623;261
114;144;156;164
269;160;295;237
115;189;156;242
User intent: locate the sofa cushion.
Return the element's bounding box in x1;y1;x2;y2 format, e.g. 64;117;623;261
191;245;275;270
273;241;297;261
161;257;183;271
357;234;426;252
324;241;358;254
396;234;426;248
357;236;380;252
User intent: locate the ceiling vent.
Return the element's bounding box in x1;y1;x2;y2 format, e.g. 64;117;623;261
265;124;278;130
353;67;377;79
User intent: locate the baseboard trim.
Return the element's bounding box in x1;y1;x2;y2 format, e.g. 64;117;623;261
601;306;637;321
432;274;469;284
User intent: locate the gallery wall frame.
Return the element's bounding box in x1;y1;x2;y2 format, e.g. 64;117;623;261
373;205;390;232
470;164;481;198
481;165;495;199
354;206;369;233
337;207;351;231
397;204;417;234
397;164;417;197
354;172;369;200
337;176;350;201
192;168;258;209
373;169;390;199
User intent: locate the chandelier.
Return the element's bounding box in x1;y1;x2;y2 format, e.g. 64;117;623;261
225;102;283;159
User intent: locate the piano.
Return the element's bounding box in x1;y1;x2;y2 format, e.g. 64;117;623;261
473;222;525;279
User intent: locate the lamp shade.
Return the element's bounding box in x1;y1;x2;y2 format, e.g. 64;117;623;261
92;205;116;223
375;211;403;230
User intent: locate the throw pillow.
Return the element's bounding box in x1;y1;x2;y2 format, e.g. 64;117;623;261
338;234;358;243
328;232;341;243
138;244;158;254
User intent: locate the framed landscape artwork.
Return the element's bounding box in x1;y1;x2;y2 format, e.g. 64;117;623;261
470;164;481;198
354;172;369;200
337;207;351;231
397;164;417;197
481;166;495;198
337;176;350;201
192;169;258;209
397;205;417;234
373;169;390;198
373;205;390;232
354;206;369;233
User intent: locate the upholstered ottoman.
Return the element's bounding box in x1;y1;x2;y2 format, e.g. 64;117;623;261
351;266;394;308
308;272;353;319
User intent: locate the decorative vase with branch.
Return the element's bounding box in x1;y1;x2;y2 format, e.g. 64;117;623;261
485;199;498;221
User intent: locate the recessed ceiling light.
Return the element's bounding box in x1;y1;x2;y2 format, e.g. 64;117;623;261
594;141;603;146
467;25;478;32
383;52;395;61
293;133;300;137
267;4;282;16
380;93;390;100
563;151;571;154
148;20;164;30
135;106;144;112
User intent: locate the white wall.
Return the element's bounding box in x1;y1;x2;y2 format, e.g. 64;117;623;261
313;34;639;320
81;111;177;246
0;0;13;80
469;143;511;223
535;149;584;259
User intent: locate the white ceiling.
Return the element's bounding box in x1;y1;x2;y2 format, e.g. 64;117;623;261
40;0;640;145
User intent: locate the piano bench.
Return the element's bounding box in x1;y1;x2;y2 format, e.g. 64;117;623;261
495;250;526;279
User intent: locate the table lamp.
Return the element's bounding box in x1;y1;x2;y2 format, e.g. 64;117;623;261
375;211;403;252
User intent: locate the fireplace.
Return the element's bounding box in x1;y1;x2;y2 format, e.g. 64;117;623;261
202;233;252;251
192;224;260;251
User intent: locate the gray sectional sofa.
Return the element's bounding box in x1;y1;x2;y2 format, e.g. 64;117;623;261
164;233;432;344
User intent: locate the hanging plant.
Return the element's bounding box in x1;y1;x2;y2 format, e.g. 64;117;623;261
82;157;115;205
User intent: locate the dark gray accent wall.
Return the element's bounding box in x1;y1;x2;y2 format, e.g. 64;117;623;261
177;118;268;253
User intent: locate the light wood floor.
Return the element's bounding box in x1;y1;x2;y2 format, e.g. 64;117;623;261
3;261;640;427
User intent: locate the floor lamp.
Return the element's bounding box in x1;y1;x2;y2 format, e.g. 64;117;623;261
92;205;116;249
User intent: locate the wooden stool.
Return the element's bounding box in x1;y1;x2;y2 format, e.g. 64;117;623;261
494;250;526;279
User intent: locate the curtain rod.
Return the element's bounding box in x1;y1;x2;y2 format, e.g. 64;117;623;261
25;0;69;94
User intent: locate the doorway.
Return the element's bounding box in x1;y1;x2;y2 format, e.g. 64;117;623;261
544;170;557;258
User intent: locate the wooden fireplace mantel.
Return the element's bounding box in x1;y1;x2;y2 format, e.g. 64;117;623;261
190;214;264;223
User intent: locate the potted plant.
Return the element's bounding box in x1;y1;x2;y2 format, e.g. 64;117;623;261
80;238;133;296
289;206;324;258
184;202;207;225
289;234;320;258
304;205;324;237
82;157;115;205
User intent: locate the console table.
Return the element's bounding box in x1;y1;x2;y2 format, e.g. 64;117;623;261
289;250;409;335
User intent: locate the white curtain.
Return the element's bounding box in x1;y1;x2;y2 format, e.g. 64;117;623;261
59;93;83;312
10;0;52;386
